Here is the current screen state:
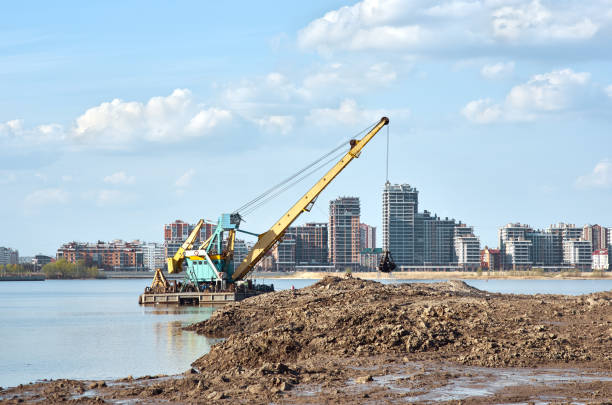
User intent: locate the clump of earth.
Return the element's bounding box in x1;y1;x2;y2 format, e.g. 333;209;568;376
2;277;611;404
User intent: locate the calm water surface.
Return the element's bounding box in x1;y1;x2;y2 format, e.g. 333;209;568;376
1;277;611;388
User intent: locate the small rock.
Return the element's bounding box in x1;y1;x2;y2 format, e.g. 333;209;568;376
248;384;265;394
207;391;225;400
355;375;373;384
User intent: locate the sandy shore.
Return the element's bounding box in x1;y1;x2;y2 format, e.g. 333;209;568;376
255;270;612;280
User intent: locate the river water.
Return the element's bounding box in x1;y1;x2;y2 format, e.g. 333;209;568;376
1;277;611;388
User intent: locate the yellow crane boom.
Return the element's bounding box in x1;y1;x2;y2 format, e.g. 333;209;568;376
232;116;389;281
168;219;204;273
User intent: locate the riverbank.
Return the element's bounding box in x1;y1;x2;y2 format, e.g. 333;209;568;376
2;277;611;403
0;273;45;281
257;270;612;280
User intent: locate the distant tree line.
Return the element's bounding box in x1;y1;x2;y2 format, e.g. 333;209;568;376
0;264;30;275
42;259;101;279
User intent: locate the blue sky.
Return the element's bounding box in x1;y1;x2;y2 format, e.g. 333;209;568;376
2;0;612;256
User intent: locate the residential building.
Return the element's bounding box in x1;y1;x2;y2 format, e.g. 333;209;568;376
359;223;376;250
329;197;361;269
232;239;250;270
416;212;457;265
583;224;608;252
498;223;533;269
562;239;592;269
57;240;145;271
504;239;533;269
549;223;583;240
592;249;609;271
295;223;328;265
480;247;501;270
267;223;329;272
274;229;297;272
526;230;560;266
164;219;215;259
0;247;19;265
382;183;418;266
142;242;165;271
454;225;480;270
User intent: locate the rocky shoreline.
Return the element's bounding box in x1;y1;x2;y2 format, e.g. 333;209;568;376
2;277;611;404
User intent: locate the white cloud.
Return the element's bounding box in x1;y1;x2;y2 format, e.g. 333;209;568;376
73;89;232;146
61;175;73;182
506;69;590;112
186;108;232;134
480;62;515;79
24;188;69;207
461;99;503;124
575;159;612;189
103;171;135;185
306;99;408;127
0;118;65;144
463;68;592;124
254;115;295;135
492;1;598;41
298;0;608;56
605;84;612;98
175;168;196;188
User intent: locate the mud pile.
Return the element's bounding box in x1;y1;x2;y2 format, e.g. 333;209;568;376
188;277;612;371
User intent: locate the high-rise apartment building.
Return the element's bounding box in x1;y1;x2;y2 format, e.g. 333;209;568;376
142;242;165;271
270;223;329;271
416;211;457;265
454;225;480;270
274;229;297;272
526;230;560;266
382;182;479;269
359;223;376;250
562;239;592;269
296;223;328;265
329;197;361;269
498;223;533;269
583;224;608;252
382;183;418;266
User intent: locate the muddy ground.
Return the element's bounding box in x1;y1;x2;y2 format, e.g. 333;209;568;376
2;277;611;404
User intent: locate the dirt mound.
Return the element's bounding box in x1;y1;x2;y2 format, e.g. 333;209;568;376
3;277;611;404
188;277;612;373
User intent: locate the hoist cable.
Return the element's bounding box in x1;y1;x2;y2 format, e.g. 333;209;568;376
234;120;378;214
385;123;390;183
240;147;349;217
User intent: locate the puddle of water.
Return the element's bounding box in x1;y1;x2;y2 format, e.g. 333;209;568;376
345;363;612;402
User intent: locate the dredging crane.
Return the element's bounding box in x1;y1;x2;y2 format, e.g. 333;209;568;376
145;117;392;295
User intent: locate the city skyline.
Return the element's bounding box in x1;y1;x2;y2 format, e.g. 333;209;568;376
5;185;612;258
2;1;612;255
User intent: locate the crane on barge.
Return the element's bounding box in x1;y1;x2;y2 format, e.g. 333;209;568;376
145;116;394;295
